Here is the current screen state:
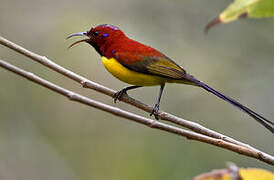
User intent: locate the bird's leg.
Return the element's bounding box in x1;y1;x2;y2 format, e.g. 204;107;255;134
150;84;165;120
113;86;142;103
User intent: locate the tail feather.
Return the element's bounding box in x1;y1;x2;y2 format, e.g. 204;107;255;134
197;81;274;134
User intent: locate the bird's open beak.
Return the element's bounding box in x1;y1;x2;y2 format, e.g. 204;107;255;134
67;32;87;39
66;31;89;48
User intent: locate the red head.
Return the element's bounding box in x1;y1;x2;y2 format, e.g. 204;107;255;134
67;24;126;56
67;24;164;61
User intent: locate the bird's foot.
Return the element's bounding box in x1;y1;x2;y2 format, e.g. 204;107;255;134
113;89;127;103
150;104;160;120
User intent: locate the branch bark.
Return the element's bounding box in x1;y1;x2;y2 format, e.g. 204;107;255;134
1;59;273;165
0;36;273;165
0;36;254;147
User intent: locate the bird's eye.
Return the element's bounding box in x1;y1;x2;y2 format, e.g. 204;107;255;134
93;31;99;36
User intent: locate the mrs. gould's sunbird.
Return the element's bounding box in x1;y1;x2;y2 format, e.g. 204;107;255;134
67;24;274;133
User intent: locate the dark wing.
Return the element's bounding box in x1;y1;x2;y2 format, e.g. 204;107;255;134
114;52;186;79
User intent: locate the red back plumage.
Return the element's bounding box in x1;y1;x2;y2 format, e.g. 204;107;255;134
87;24;164;64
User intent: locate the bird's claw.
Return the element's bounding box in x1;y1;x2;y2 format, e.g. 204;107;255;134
150;104;160;120
113;90;127;103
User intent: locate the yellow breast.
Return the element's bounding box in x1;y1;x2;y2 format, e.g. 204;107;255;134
101;56;166;86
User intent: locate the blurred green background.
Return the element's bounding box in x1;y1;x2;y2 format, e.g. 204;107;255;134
0;0;273;179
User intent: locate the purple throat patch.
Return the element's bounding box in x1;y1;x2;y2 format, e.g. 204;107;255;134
103;33;109;38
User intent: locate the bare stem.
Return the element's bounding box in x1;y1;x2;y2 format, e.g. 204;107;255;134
0;59;273;165
0;36;253;147
0;36;273;165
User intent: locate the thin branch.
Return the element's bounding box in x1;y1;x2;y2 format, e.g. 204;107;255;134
0;59;273;165
0;36;273;165
0;36;254;148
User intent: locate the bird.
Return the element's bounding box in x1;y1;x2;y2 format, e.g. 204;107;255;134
67;24;274;133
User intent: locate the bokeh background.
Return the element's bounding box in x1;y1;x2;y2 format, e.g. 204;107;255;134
0;0;273;179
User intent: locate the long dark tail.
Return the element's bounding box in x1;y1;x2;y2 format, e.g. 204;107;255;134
197;81;274;134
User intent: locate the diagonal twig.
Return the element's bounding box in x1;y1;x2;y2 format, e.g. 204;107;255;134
0;58;273;165
0;36;262;149
0;36;273;166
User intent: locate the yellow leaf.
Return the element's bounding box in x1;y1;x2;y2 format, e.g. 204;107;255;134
239;168;274;180
205;0;274;32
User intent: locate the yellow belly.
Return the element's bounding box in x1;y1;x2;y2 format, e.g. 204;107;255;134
102;56;168;86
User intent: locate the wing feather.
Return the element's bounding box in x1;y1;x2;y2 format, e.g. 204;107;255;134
114;52;186;79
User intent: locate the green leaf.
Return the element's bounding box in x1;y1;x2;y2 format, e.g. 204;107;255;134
205;0;274;32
